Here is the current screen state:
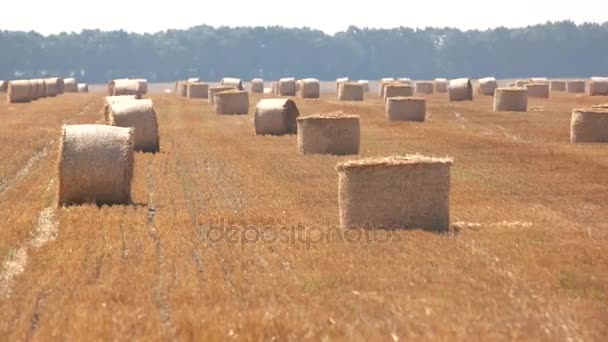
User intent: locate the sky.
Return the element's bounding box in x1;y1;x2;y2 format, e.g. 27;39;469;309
1;0;606;34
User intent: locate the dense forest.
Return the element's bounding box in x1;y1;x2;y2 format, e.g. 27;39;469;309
1;21;607;83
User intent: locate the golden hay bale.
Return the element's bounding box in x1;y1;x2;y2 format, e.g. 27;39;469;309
415;81;435;95
386;97;426;121
63;78;78;93
103;95;137;122
570;108;608;143
357;80;369;92
107;99;160;152
213;90;249;115
251;78;264;93
7;80;32;103
588;77;608;96
550;80;566;91
297;113;360;155
493;87;528;112
338;82;364;101
221;77;244;90
77;83;89;93
0;80;7;92
208;85;235;105
54;78;65;94
566;80;586;93
29;80;40;101
134;79;148;94
434;78;448;93
47;78;63;96
254;98;300;135
526;83;550;98
337;155;453;230
383;84;414;103
279;77;296;96
34;79;46;99
299;78;320;98
477;77;498;96
187;82;209;99
110;79;145;97
45;78;59;97
448;78;473;101
58;124;134;205
336;77;350;92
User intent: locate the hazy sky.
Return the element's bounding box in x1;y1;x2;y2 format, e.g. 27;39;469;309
2;1;606;34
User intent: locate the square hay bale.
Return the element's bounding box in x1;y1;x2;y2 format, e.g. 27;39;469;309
357;80;370;92
254;98;300;135
570;108;608;143
208;85;235;105
566;80;586;93
221;77;244;90
250;78;264;93
448;78;473;101
299;78;320;98
337;155;453;231
177;82;188;97
338;82;364;101
526;83;550;98
213;90;249;115
386;97;426;121
493;88;527;112
279;77;297;96
336;77;350;92
415;81;434;95
77;83;89;93
477;77;498;96
434;78;448;93
297;112;360;155
383;84;414;103
7;80;32;103
550;80;566;91
187;82;209;99
589;78;608;96
106;99;160;152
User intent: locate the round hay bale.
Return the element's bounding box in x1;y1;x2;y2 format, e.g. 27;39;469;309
77;83;89;93
29;80;40;101
254;98;300;135
63;78;78;93
103;95;137;122
58;124;134;205
493;87;528;112
208;85;235;105
35;79;46;99
47;78;63;96
221;77;244;90
110;79;144;98
383;84;414;103
134;79;148;94
337;155;453;231
297;113;360;155
7;80;32;103
45;78;59;97
299;78;320;99
570;108;608;143
589;77;608;96
336;77;350;92
251;78;264;93
213;90;249;115
386;97;426;121
278;77;296;96
434;78;448;93
526;83;550;98
0;80;7;92
415;81;435;95
567;80;586;93
338;82;364;101
550;80;566;91
54;78;65;94
477;77;498;96
448;78;473;101
357;80;369;92
107;99;160;152
187;82;209;99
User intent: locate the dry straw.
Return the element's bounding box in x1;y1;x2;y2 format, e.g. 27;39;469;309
297;112;360;155
63;78;78;93
57;124;134;205
383;84;414;103
250;78;264;93
213;90;249;115
221;77;244;90
526;83;550;98
493;87;527;112
415;81;434;95
477;77;498;96
299;78;320;98
337;155;452;231
570;107;608;143
7;80;32;103
448;78;473;101
208;85;235;105
187;82;209;99
77;83;89;93
338;82;364;101
434;78;448;93
589;77;608;96
106;99;160;152
566;80;586;93
550;80;566;91
254;98;300;135
386;97;426;121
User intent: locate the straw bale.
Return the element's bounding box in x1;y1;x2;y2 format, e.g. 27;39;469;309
254;98;300;135
297;113;360;155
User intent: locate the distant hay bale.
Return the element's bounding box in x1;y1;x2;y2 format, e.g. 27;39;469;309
213;90;249;115
336;77;350;92
7;80;32;103
54;78;65;94
109;79;145;98
297;112;360;155
47;78;63;96
588;77;608;96
29;80;40;100
383;84;414;103
134;79;148;94
526;83;550;98
278;77;297;96
0;80;7;92
221;77;244;90
357;80;369;92
550;80;566;91
187;82;209;99
251;78;264;93
477;77;498;96
530;77;548;82
570;108;608;143
45;78;58;97
58;124;134;205
299;78;320;98
434;78;448;93
187;77;200;83
386;97;426;122
566;80;586;93
338;82;364;101
103;95;137;122
415;81;435;95
208;85;235;105
398;78;413;85
77;83;89;93
493;87;528;112
106;99;160;152
63;78;78;93
381;78;395;82
254;98;300;135
178;82;188;97
448;78;473;101
337;155;453;230
33;79;46;99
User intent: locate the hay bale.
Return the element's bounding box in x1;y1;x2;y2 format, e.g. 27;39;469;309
254;98;300;135
110;79;144;98
63;78;78;93
0;80;7;92
526;83;550;98
54;78;65;94
415;81;435;95
251;78;264;93
383;84;414;103
448;78;473;101
381;78;395;82
278;77;296;96
338;82;364;101
434;78;448;93
29;80;40;101
187;77;200;83
336;77;350;92
208;85;235;105
103;95;137;122
213;90;249;115
530;77;548;82
77;83;89;93
7;80;32;103
357;80;369;92
337;155;452;230
45;78;59;97
134;79;148;94
58;124;134;205
177;82;188;97
567;80;586;93
493;87;528;112
33;79;46;99
299;78;320;98
187;82;209;99
550;80;566;91
386;97;426;122
221;77;244;90
297;113;360;155
589;77;608;96
106;99;160;152
570;108;608;143
477;77;498;96
398;78;413;85
516;80;530;87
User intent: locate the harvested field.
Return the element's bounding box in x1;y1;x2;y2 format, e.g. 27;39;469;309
0;86;607;341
